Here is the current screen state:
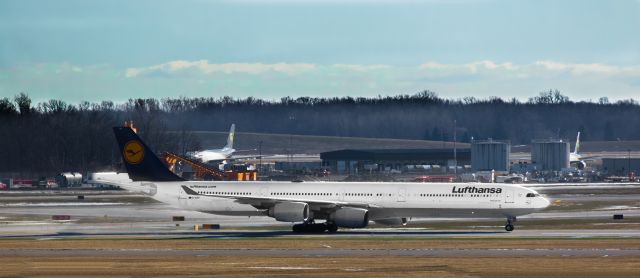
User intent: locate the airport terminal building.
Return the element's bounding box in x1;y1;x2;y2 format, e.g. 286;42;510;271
320;148;471;174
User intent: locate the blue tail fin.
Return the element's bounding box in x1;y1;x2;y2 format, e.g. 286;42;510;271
113;126;185;182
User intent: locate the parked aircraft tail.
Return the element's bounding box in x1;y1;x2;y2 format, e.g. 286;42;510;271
574;132;581;154
113;126;185;182
225;124;235;150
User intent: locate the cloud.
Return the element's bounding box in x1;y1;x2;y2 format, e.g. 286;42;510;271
126;59;640;80
419;60;518;74
5;60;640;104
125;60;316;78
416;60;640;80
534;60;640;76
332;64;390;72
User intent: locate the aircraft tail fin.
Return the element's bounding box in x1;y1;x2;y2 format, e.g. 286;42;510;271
225;124;235;150
574;132;581;154
113;126;185;182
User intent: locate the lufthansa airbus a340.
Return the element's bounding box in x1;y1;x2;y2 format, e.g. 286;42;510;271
101;126;550;233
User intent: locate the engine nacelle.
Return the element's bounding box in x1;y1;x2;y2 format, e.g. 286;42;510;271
269;202;309;222
330;207;369;228
577;160;587;170
570;160;587;170
374;217;408;226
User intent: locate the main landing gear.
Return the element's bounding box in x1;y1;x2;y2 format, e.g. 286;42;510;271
505;216;516;232
292;220;338;233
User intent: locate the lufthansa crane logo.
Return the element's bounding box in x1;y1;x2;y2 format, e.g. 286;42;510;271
123;140;144;164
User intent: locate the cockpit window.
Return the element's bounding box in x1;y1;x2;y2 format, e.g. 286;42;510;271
526;193;537;197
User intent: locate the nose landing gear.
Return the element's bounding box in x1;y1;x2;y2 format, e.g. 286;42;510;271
505;216;516;232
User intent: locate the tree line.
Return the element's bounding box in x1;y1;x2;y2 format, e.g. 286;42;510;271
1;90;638;177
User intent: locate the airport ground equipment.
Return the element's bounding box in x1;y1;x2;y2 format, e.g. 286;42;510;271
161;152;256;181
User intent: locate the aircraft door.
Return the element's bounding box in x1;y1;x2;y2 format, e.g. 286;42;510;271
260;187;269;197
178;184;190;207
397;188;407;202
504;189;514;203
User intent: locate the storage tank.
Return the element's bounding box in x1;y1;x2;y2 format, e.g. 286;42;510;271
531;139;570;171
471;140;510;171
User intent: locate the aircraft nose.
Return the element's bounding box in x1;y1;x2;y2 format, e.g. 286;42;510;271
536;196;551;210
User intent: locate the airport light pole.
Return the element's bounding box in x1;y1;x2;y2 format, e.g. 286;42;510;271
258;140;263;173
453;119;457;177
628;149;631;179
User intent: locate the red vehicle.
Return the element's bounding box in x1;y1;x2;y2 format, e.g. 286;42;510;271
0;182;7;190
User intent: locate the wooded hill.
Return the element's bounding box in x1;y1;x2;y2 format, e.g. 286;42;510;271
0;90;638;176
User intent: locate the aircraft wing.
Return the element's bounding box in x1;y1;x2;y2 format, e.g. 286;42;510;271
200;155;264;164
578;156;599;161
228;155;264;160
181;185;377;210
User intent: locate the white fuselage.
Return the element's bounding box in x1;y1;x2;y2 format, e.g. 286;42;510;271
131;181;549;220
190;148;235;163
570;152;581;163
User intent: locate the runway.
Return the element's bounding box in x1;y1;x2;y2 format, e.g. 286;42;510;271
0;183;639;240
0;185;639;277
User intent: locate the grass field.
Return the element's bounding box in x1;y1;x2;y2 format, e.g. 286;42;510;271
2;238;640;249
1;239;640;277
2;256;639;277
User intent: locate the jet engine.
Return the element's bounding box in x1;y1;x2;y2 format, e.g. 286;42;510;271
269;202;310;222
577;160;586;170
374;217;408;226
571;160;587;170
330;207;369;228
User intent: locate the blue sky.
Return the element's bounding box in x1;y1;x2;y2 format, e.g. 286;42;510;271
1;0;639;103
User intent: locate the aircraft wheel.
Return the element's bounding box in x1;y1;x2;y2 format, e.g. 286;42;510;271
292;223;328;233
292;223;305;233
505;224;514;232
326;222;338;233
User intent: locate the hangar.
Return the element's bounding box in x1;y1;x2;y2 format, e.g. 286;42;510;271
320;148;471;174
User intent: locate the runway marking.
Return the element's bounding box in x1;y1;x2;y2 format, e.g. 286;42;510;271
542;232;640;236
248;266;321;270
0;202;130;207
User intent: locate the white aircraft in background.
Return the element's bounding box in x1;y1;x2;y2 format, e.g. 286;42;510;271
188;124;236;163
107;126;550;233
569;132;596;169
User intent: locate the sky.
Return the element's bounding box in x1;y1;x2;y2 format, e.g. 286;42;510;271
1;0;639;104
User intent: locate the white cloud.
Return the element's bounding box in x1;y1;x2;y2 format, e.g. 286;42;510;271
332;64;390;72
125;60;316;78
534;60;640;76
127;59;640;79
416;60;640;79
7;60;640;104
419;60;517;73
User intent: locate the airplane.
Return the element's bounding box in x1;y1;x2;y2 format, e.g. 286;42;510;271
188;124;236;163
109;125;550;233
569;132;596;170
